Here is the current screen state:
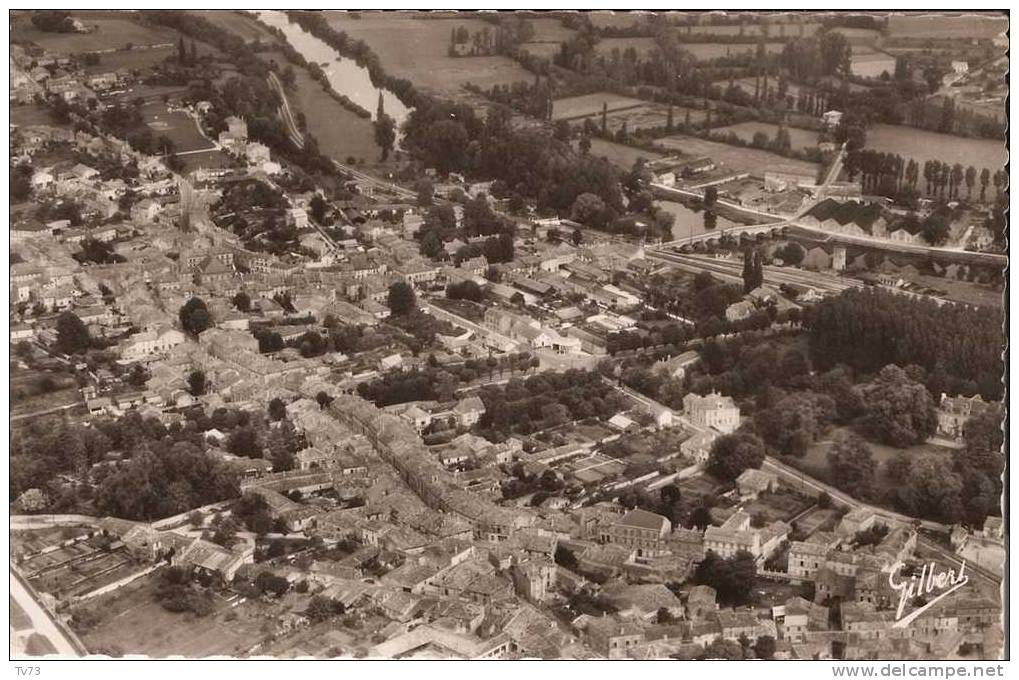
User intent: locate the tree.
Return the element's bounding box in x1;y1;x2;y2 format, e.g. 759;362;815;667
753;635;777;660
415;179;435;206
960;406;1005;480
776;242;805;266
703;638;744;660
704;186;718;208
858;365;937;447
55;311;90;355
742;248;764;293
255;571;290;597
895;453;964;524
127;364;150;388
373;113;396;161
920;212;950;246
232;291;251;312
187;369;207;397
827;433;875;498
306;595;345;622
420;230;443;259
179;297;211;336
310;193;329;225
694;550;757;606
707;431;766;482
387;281;416;316
964;166;977;200
316;391;334;410
979;168;991;202
268;397;287;422
570;192;607;225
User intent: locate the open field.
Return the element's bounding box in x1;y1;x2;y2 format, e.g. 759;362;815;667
76;574;268;657
886;14;1007;40
102;84;191;104
528;16;576;43
81;46;175;74
520;42;560;59
711;121;819;151
849;51;897;79
552;92;649;120
653;133;819;176
325;12;532;96
140;102;216;153
178;149;234;173
682;21;821;38
11;104;70;129
682;42;785;61
583;138;663;169
716;76;805;103
865;124;1007;171
11;14;177;55
280;51;381;164
192;10;279;44
593;37;659;58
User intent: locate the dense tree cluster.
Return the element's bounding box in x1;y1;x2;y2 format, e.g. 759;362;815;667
804;289;1003;400
477;370;628;439
694;549;757;606
55;312;91;355
179;297;212;336
706;431;766;481
94;441;239;520
827;433;876;499
856;365;938;447
403;101;623;215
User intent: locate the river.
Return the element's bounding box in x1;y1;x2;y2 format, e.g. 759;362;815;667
256;10;411;129
659;199;739;243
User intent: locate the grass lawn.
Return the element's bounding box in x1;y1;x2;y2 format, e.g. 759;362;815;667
12;15;177;55
653;133;819;177
82;46;176;74
10;364;81;417
552;92;649;120
140;102;216;153
793;425;957;502
583;138;663;170
325;12;532;97
178;149;235;173
192;10;279;44
11;104;70;129
279;51;381;165
711;121;819;152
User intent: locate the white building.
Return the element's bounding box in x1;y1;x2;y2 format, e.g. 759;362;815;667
682;391;740;434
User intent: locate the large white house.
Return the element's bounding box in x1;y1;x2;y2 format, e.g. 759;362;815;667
119;327;187;362
682;391;740;434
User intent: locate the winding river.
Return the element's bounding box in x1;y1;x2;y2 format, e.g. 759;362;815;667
256;10;411;129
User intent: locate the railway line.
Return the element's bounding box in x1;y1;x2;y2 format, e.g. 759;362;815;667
647;250;861;295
